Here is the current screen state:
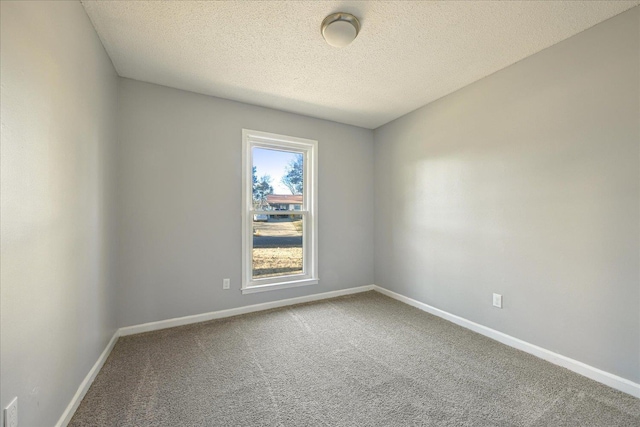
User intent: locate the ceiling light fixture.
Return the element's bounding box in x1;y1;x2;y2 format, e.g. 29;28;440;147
321;12;360;48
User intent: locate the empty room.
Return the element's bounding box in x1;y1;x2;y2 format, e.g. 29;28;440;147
1;1;639;426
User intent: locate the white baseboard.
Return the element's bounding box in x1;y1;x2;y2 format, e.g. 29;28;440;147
55;330;120;427
119;285;375;336
372;285;640;399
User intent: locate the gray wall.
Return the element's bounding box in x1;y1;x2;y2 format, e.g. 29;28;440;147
374;7;639;383
0;1;119;426
116;78;374;327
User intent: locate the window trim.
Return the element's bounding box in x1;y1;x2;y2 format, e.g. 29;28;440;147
241;129;318;294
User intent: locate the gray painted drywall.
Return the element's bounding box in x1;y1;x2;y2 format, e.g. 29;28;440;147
0;1;119;426
116;78;374;327
374;7;640;383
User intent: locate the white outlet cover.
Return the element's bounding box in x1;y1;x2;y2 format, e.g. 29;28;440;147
493;293;503;308
4;397;17;427
223;278;230;289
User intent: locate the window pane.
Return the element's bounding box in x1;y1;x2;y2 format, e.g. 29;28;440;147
252;214;303;279
252;147;303;211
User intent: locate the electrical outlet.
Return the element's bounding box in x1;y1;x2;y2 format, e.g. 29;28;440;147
223;278;230;290
4;397;17;427
493;293;503;309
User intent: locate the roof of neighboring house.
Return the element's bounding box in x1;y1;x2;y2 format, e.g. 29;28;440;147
266;194;302;205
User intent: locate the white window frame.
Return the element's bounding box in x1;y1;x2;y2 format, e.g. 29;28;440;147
241;129;318;294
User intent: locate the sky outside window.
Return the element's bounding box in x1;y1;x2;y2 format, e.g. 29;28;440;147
253;147;302;194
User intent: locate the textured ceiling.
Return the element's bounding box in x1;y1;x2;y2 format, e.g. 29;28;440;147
82;1;639;129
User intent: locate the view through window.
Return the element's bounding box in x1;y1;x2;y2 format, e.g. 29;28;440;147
252;148;304;279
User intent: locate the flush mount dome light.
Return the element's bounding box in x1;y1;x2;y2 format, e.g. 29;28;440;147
321;12;360;48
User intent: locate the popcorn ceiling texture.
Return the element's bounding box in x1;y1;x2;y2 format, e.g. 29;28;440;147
81;1;639;129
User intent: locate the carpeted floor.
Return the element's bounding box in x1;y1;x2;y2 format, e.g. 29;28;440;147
70;291;640;426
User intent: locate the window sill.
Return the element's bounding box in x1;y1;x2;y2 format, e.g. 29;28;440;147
241;278;319;294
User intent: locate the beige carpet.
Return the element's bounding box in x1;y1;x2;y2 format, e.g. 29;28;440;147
70;291;640;426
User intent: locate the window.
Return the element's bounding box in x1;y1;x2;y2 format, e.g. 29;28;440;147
242;129;318;293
